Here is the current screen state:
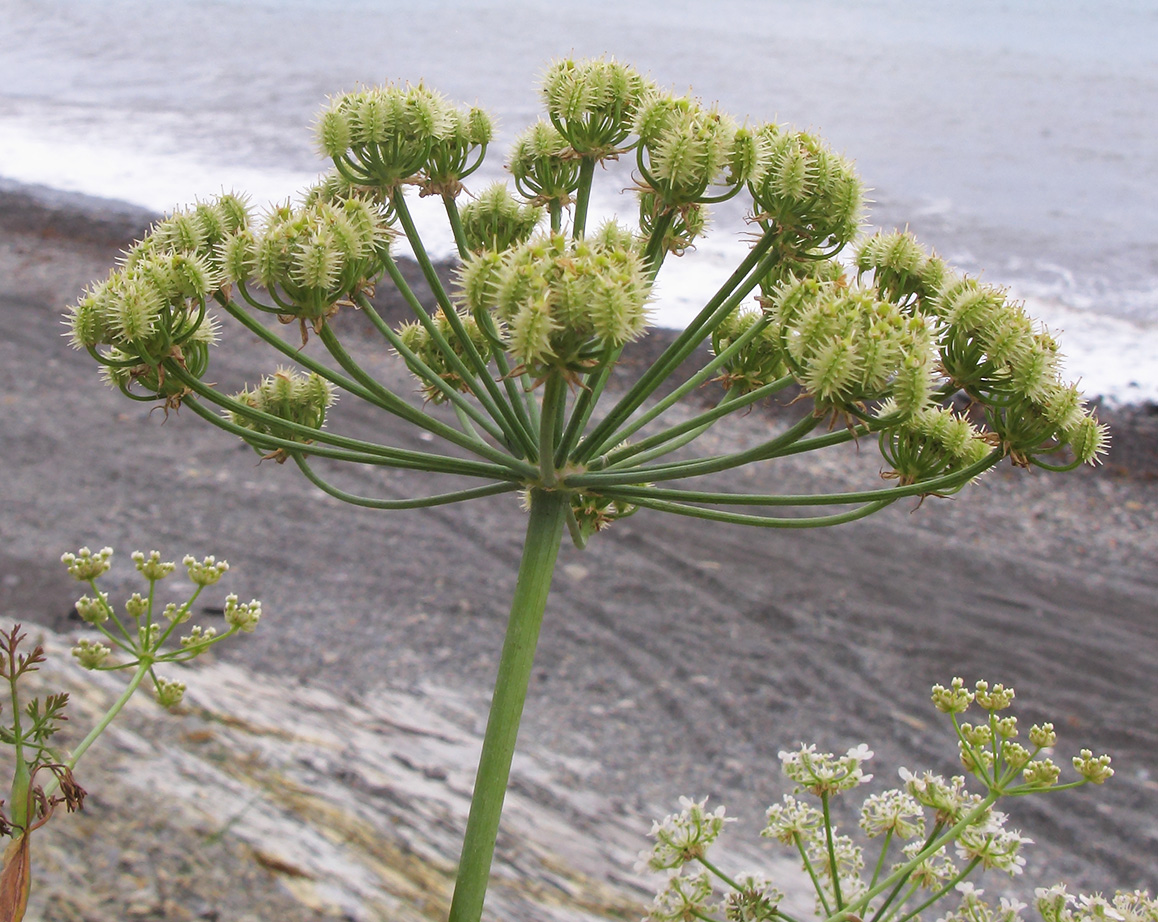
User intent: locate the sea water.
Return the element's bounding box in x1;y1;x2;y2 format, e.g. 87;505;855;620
2;0;1155;405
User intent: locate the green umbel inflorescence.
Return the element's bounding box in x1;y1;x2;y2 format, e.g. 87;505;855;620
67;58;1107;512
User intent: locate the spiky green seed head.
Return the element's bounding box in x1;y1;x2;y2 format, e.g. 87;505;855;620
459;184;543;253
540;57;652;156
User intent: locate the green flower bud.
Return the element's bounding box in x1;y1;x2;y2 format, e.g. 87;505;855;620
959;722;993;747
459;184;542;253
224;593;262;633
132;549;176;581
458;250;506;315
466;107;493;146
508;120;580;204
317;105;353;159
62;546;113;581
395;308;492;403
180;625;218;650
974;680;1015;710
156;209;206;255
711;309;785;394
106;274;164;344
74;592;110;625
162;601;188;624
749;126;864;252
124;592;148;619
216;192;252;235
1072;749;1113;784
138;623;160;648
635;94;739;207
422;102;497;196
492;232;651;373
728;126;766;187
1029;723;1057;749
1003;741;1031;770
540;57;652;156
318;83;458;189
72;638;112;670
1022;759;1061;787
765;278;936;414
154;676;187;709
931;678;974;714
65;287;115;349
183;554;229;586
230;367;337;450
1063;413;1110;465
218;229;258;283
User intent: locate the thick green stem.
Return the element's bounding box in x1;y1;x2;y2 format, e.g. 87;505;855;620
571;157;597;239
447;489;569;922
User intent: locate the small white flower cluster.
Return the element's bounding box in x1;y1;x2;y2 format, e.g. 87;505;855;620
133;549;176;581
778;742;874;797
954;809;1032;876
641;796;732;872
641;679;1126;922
153;676;186;709
1037;885;1157;922
71;637;111;670
859;788;926;839
898;768;982;823
224;594;262;633
184;554;229;586
938;883;1028;922
61;546;113;582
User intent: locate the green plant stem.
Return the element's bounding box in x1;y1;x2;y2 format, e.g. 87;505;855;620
614;496;895;528
868;828;894;890
538;372;566;484
447;488;569;922
213;295;523;464
821;792;844;910
7;663;29;830
443;194;470;261
171;372;532;479
796;830;833;917
571;157;597;239
594;320;781;456
339;295;508;444
39;659;153;803
66;660;151;771
291;455;520;509
371;260;528;452
391;193;534;454
592;452;1001;508
574;232;779;462
885;858;981;922
837;797;997;922
570;414;823;487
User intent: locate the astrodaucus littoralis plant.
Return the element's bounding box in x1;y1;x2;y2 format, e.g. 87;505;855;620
64;59;1109;922
0;549;260;920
